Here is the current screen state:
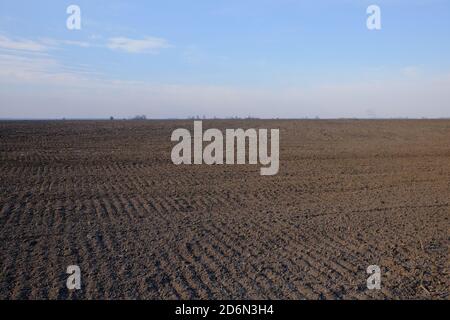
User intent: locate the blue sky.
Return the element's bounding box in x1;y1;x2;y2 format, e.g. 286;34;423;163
0;0;449;118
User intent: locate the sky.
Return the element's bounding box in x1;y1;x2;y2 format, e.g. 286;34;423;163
0;0;449;119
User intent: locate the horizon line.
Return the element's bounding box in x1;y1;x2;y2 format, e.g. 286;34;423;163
1;117;450;121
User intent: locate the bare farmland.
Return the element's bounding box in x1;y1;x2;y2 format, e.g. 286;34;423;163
0;120;448;299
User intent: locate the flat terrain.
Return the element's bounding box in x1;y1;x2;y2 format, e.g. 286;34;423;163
0;120;448;299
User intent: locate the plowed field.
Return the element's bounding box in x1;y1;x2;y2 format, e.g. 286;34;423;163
0;120;448;299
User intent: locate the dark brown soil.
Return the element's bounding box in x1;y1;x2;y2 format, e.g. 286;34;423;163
0;120;448;299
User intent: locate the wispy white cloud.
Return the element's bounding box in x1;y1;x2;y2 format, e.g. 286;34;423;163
0;35;49;52
39;38;91;48
0;34;172;55
0;35;100;85
107;36;171;54
0;33;172;89
0;51;102;85
63;40;91;48
0;35;92;54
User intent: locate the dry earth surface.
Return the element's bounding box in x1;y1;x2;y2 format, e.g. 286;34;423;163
0;119;448;299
